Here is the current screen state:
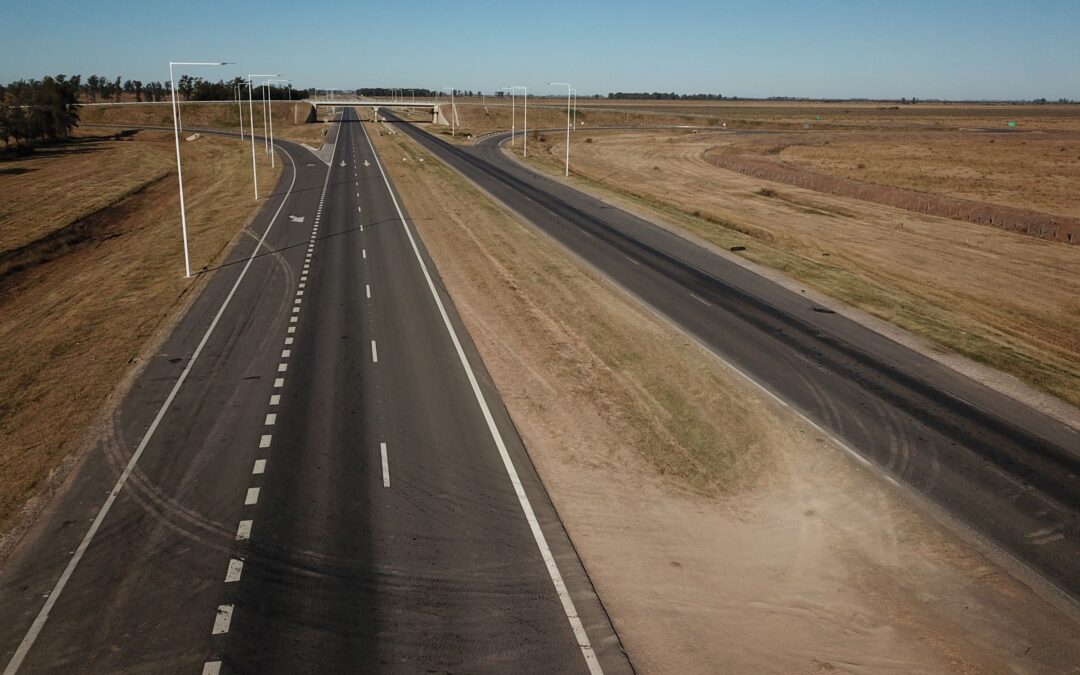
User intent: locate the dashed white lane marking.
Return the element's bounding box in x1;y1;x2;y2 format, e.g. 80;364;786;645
224;559;243;583
366;284;371;299
259;435;272;448
274;378;284;387
284;337;294;345
690;292;711;306
270;394;281;405
245;487;260;505
362;249;367;259
287;326;296;334
236;520;252;541
278;363;288;372
380;442;390;488
202;662;221;675
291;307;300;314
252;459;266;474
264;413;276;425
360;224;364;232
281;349;291;358
371;340;378;363
212;605;234;634
360;121;604;675
3;140;305;675
625;255;641;266
358;206;363;213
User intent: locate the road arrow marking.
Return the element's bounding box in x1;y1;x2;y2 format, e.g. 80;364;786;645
363;160;370;167
340;160;347;167
288;215;305;223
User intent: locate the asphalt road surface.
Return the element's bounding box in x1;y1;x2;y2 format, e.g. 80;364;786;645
0;109;630;674
381;111;1080;604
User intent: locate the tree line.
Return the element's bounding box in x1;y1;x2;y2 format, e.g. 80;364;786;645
0;75;80;151
607;92;727;100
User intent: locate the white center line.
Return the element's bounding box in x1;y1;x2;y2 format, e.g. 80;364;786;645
252;459;267;475
371;340;378;363
362;249;367;259
212;605;234;634
224;559;244;583
380;442;390;487
365;284;371;299
235;520;252;541
245;487;260;505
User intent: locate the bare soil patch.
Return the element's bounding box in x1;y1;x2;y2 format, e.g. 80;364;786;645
371;125;1080;673
0;128;281;540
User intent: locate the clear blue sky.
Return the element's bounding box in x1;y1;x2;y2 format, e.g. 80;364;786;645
3;0;1078;100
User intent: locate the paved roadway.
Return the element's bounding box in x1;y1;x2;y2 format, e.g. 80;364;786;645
0;109;630;673
381;111;1080;604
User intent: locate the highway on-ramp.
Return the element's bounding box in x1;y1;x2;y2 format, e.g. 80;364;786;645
381;110;1080;605
0;109;630;674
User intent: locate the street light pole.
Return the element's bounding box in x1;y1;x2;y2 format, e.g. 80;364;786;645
513;86;528;157
235;80;245;140
267;79;290;169
572;87;577;132
247;74;279;201
169;60;230;278
548;82;572;176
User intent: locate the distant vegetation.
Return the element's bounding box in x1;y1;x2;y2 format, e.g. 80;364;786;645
0;76;80;152
608;92;727;100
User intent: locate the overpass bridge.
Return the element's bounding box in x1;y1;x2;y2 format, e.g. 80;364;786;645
303;98;449;123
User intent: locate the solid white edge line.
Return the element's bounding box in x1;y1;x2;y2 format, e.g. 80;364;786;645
380;442;390;488
359;120;604;675
2;136;304;675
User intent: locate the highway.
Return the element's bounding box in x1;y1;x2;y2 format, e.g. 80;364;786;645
0;109;630;674
381;111;1080;603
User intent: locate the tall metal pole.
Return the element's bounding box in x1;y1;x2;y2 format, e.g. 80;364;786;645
514;86;527;157
168;62;191;278
248;81;258;199
572;88;577;133
262;83;269;156
168;61;230;277
236;81;245;140
548;82;572;176
267;79;289;169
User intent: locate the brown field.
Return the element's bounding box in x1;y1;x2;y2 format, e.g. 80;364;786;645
709;130;1080;220
78;101;329;145
427;97;1080;136
369;122;1080;673
0;127;281;541
515;129;1080;408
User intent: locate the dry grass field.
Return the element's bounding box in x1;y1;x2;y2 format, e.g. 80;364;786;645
709;130;1080;219
369;123;1080;673
517;129;1080;408
79;101;329;145
0;128;281;539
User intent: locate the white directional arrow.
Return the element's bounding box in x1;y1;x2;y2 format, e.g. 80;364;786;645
288;215;305;223
363;160;370;167
340;160;347;167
